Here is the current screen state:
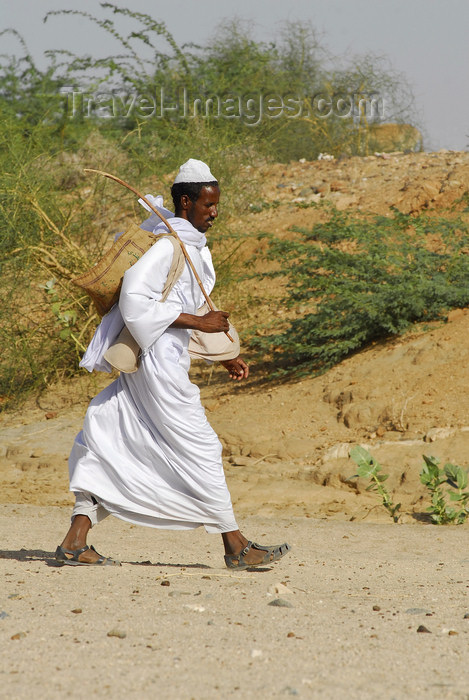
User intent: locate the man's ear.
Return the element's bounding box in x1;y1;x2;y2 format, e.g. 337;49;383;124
180;194;192;211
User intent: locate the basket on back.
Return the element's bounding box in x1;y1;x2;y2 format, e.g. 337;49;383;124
72;223;183;316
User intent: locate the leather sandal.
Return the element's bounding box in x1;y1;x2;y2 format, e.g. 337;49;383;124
224;541;291;570
55;544;121;566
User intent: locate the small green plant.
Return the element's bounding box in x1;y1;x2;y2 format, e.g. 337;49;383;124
349;445;401;522
420;455;469;524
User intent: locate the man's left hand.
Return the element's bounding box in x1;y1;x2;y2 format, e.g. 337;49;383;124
220;356;249;381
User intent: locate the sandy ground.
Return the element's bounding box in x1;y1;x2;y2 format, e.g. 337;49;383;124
1;506;469;699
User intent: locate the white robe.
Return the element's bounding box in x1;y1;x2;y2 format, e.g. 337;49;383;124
68;217;238;534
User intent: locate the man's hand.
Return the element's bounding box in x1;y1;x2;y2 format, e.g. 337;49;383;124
198;310;230;333
220;356;249;381
171;310;229;333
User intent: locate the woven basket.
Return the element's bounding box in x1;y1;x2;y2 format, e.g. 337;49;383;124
72;223;158;316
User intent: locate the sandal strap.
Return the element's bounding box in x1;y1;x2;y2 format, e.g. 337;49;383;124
60;545;90;561
89;545;106;564
224;541;291;570
239;541;253;558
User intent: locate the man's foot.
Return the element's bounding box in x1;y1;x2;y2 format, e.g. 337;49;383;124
224;541;291;570
55;544;121;566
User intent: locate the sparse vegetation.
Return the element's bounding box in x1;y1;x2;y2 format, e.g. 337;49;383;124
252;209;469;375
349;445;401;522
349;447;469;524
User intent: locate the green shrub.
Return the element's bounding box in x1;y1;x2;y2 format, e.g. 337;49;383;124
251;209;469;374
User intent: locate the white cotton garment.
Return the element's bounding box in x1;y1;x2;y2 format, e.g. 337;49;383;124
69;217;238;534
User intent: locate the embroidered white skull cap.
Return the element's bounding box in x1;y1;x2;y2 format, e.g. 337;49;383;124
173;158;217;184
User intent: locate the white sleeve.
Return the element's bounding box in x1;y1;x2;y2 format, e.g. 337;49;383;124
119;237;182;352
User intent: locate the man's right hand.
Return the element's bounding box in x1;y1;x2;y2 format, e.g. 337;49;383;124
198;310;230;333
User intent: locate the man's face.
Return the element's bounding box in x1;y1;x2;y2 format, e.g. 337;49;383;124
185;185;220;233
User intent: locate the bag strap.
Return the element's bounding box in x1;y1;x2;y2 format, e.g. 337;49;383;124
152;233;186;302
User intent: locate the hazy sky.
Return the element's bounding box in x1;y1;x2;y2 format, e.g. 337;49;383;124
1;0;468;151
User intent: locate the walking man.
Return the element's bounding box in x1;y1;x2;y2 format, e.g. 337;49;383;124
55;158;290;570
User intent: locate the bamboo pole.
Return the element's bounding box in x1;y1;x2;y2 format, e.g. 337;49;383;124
84;168;233;342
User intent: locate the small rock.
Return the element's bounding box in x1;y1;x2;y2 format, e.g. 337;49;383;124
183;604;205;613
251;649;263;659
11;632;26;640
107;629;126;639
323;443;354;461
310;180;324;191
316;182;331;196
332;194;359;211
448;630;458;636
30;448;44;458
6;446;19;458
71;608;82;614
228;456;251;467
329;180;347;192
417;625;431;633
160;580;170;587
45;412;58;420
0;611;9;620
287;632;295;638
372;605;381;611
463;613;469;619
424;427;456;443
269;582;294;596
168;591;191;598
268;598;294;608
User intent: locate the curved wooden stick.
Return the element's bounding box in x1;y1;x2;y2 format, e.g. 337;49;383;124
84;168;233;342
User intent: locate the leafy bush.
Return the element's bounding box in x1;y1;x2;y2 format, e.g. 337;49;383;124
252;209;469;374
